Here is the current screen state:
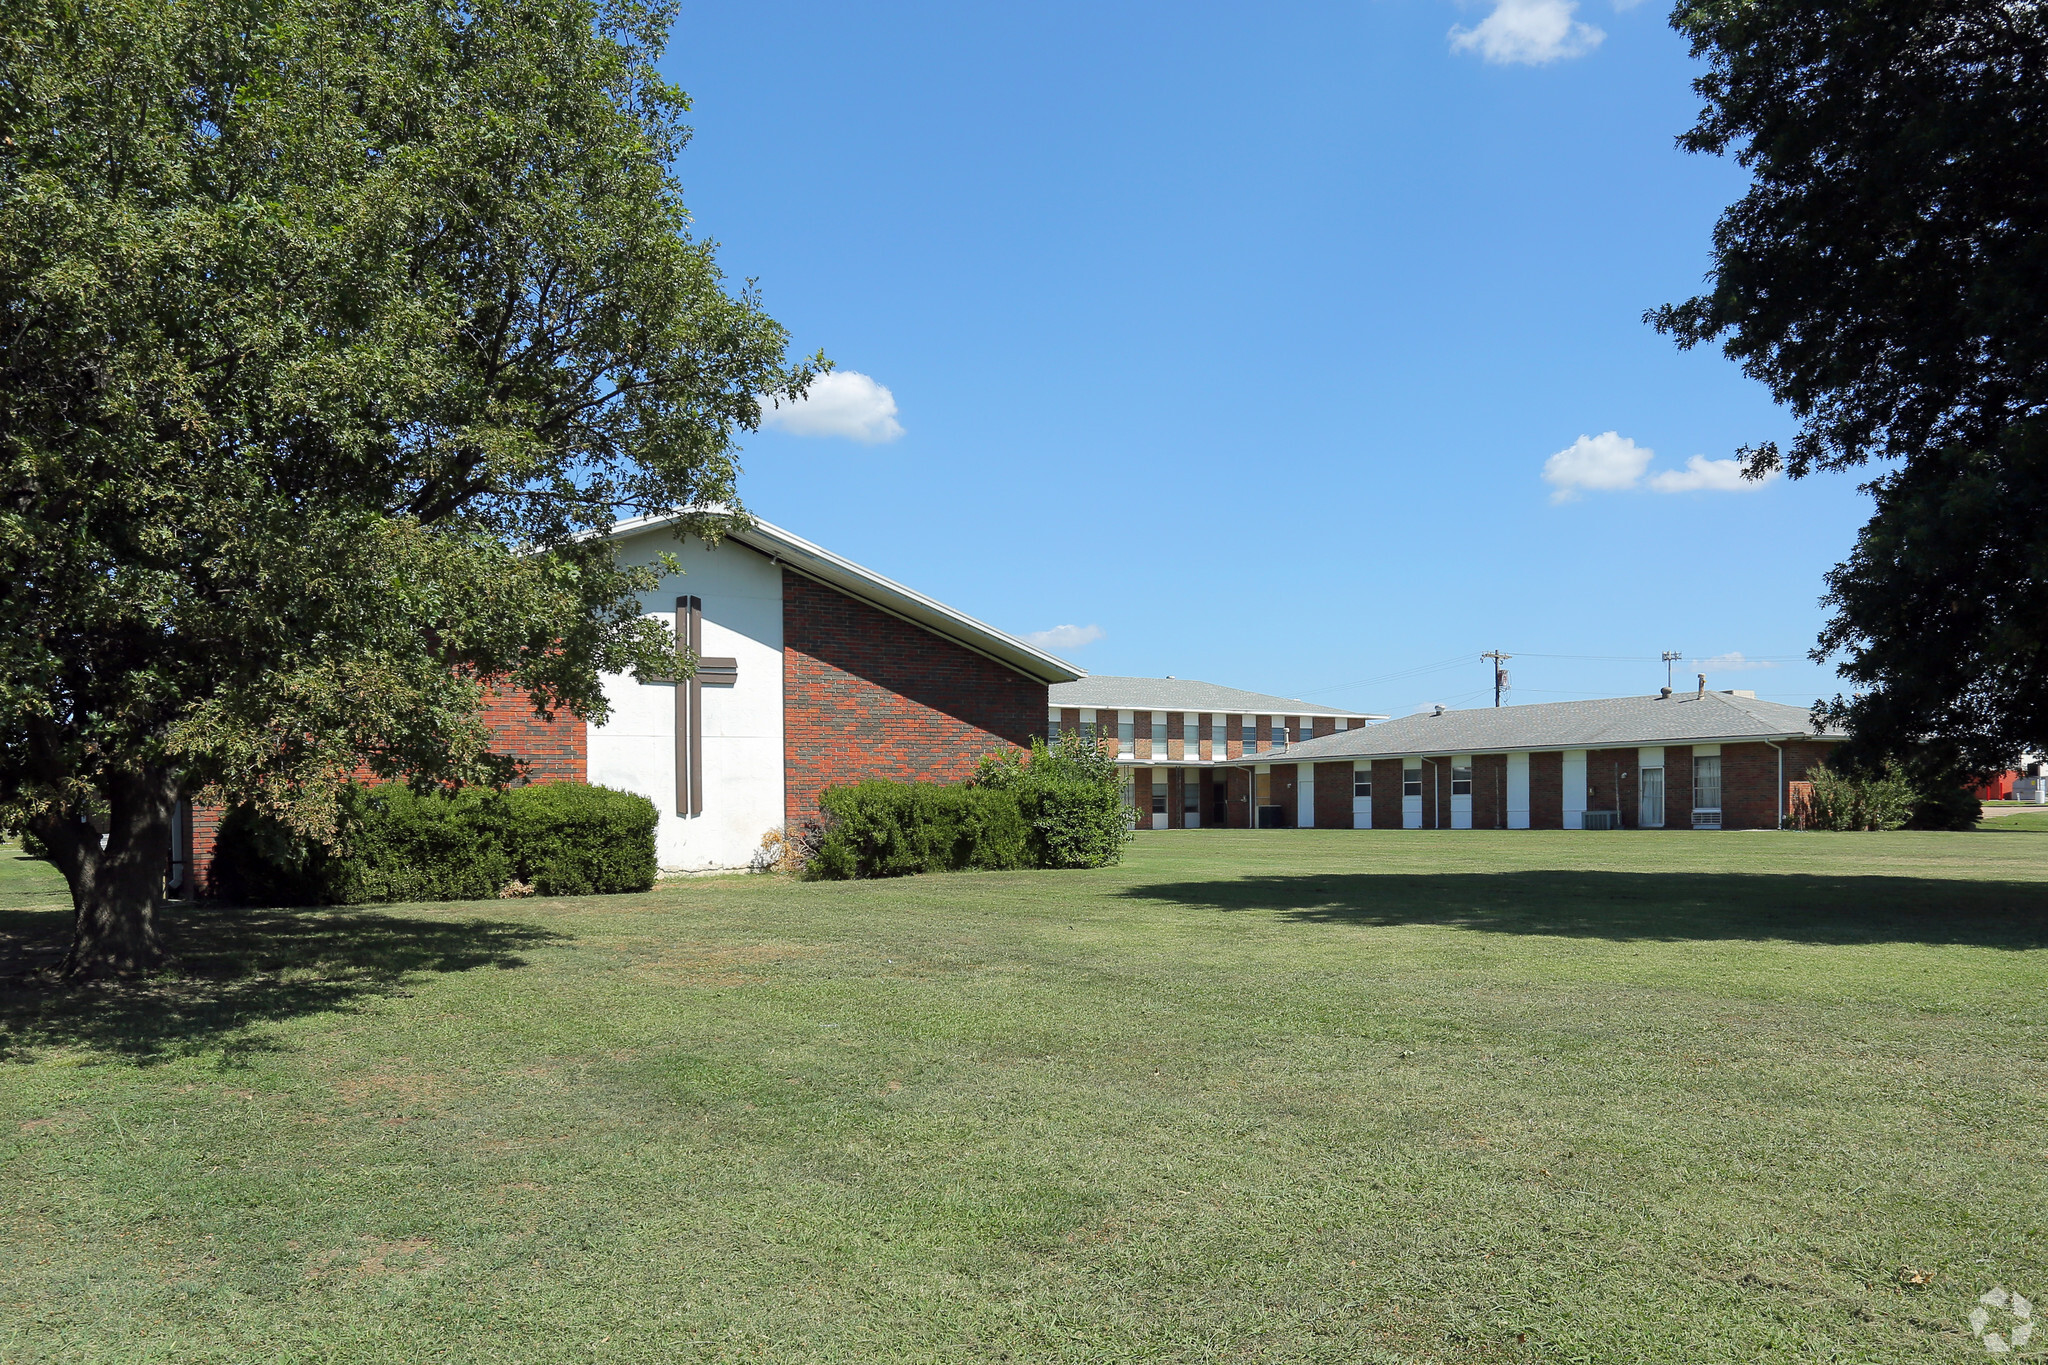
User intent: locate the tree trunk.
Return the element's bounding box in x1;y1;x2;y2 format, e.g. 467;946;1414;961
35;767;180;977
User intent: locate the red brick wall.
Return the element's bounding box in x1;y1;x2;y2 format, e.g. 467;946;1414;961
1473;753;1508;830
1136;710;1154;762
1662;745;1693;828
1422;756;1448;829
185;681;585;897
1586;748;1638;828
1529;751;1562;829
1372;758;1404;828
782;572;1044;827
1722;742;1782;829
481;683;588;785
1314;761;1354;829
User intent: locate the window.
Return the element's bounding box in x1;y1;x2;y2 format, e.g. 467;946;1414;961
1451;764;1473;796
1271;721;1287;750
1151;716;1167;747
1353;770;1371;799
1151;781;1168;815
1240;716;1257;751
1183;715;1198;747
1694;755;1722;810
1295;721;1313;743
1210;716;1225;751
1403;766;1423;797
1183;776;1200;812
1118;714;1134;756
1047;712;1063;742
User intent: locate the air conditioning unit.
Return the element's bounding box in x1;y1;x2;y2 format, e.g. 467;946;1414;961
1692;810;1722;829
1582;810;1621;830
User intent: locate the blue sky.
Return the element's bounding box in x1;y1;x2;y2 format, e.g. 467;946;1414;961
662;0;1872;718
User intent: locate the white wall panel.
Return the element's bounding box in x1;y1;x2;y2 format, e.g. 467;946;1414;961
1562;750;1588;830
589;530;785;871
1507;752;1531;829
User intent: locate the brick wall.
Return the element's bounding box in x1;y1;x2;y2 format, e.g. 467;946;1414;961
782;572;1044;827
1529;750;1562;829
1473;753;1508;829
185;681;586;898
1314;761;1354;829
1372;758;1404;828
1722;742;1782;829
1421;756;1447;829
1585;748;1638;828
1663;745;1693;828
481;683;589;785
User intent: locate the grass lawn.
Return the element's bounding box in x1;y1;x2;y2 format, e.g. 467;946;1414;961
5;830;2048;1364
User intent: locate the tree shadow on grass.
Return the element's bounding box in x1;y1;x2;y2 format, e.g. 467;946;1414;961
1119;871;2048;949
0;902;569;1064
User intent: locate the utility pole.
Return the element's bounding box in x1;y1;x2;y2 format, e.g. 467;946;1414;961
1480;650;1512;707
1661;650;1683;690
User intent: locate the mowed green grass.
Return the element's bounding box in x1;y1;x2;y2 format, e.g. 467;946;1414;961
5;830;2048;1364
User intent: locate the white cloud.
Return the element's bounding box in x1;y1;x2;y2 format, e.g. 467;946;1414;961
1647;454;1773;493
1694;651;1779;673
1449;0;1604;64
759;370;904;444
1025;623;1104;650
1543;435;1779;501
1542;431;1651;502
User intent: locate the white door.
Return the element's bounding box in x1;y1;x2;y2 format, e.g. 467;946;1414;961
1352;762;1372;829
1507;752;1531;829
1562;750;1588;830
1450;757;1473;830
1297;766;1316;829
1401;763;1423;829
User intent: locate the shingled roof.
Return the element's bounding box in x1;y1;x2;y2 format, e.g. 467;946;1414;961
1049;676;1382;719
1273;691;1842;763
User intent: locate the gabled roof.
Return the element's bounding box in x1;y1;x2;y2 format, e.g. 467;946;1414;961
1050;676;1384;719
606;510;1084;686
1274;690;1842;762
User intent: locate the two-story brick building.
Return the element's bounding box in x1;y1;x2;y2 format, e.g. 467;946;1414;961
1046;677;1385;829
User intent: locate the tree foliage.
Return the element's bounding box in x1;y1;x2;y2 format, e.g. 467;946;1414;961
0;0;817;970
1652;0;2048;771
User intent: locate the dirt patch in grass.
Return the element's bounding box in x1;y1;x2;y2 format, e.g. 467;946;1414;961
305;1237;444;1281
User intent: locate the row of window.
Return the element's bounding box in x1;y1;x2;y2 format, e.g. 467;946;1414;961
1152;756;1727;812
1054;713;1322;756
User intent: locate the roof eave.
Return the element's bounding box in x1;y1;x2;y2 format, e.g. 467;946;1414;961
602;508;1084;686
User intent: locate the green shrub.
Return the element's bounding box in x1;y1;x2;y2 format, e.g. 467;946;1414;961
808;781;1030;880
1803;761;1918;831
500;782;657;894
972;732;1134;870
211;781;654;905
803;733;1131;881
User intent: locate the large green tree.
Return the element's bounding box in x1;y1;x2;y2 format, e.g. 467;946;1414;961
0;0;817;973
1653;0;2048;773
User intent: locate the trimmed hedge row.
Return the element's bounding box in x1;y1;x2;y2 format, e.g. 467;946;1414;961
212;781;657;906
805;734;1132;879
